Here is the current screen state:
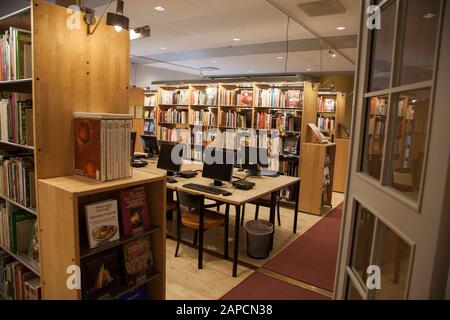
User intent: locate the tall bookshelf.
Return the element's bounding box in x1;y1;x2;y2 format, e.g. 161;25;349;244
0;0;166;300
152;80;318;208
333;92;349;193
129;86;146;152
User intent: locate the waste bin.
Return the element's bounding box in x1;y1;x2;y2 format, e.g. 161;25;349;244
244;220;274;259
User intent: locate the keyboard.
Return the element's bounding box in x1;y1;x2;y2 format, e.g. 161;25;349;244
183;183;225;195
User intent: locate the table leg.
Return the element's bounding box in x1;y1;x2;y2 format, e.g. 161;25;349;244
198;208;205;270
233;205;241;277
293;181;300;234
269;192;277;250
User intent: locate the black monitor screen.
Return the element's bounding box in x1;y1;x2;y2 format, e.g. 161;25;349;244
157;143;183;173
130;131;137;157
237;146;269;167
202;148;234;183
140;135;159;155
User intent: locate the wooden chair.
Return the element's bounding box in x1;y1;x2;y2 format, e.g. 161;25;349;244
175;190;230;269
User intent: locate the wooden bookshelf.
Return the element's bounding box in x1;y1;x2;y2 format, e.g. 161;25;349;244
333;92;349;193
0;0;158;300
129;86;146;152
38;171;166;300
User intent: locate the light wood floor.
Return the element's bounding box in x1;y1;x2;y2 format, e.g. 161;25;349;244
166;192;345;300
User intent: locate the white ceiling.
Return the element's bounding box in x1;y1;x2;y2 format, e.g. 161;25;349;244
95;0;361;77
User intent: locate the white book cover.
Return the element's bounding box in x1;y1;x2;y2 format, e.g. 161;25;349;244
113;120;120;180
125;120;132;177
118;120;125;179
84;199;120;249
100;120;107;182
106;120;114;181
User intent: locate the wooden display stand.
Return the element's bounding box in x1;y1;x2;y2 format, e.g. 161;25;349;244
38;171;166;300
299;125;336;216
0;0;166;300
333;92;350;193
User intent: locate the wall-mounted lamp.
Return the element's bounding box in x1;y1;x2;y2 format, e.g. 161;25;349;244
130;26;151;40
84;0;129;36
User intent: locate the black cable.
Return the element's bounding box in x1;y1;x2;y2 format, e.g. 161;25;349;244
285;16;290;73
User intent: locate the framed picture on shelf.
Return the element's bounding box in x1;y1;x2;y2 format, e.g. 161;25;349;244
283;136;299;155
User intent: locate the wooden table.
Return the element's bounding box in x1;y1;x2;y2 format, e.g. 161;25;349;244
135;160;300;277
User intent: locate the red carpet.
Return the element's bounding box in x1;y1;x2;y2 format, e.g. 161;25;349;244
221;271;329;300
263;203;343;291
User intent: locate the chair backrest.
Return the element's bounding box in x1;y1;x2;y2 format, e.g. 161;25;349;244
176;190;205;210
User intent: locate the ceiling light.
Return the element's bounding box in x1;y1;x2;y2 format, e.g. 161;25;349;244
213;60;217;63
160;47;167;50
130;25;151;40
106;0;129;32
154;5;165;11
411;99;418;103
306;68;312;71
277;56;284;60
328;49;337;58
423;12;436;19
248;70;254;73
233;38;241;41
336;26;346;30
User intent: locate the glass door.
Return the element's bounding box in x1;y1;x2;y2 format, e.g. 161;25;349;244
335;0;450;299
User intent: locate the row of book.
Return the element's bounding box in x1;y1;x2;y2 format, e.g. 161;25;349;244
81;187;154;300
368;117;386;136
191;110;216;126
144;95;156;107
220;111;248;128
0;93;33;146
317;97;336;113
74;113;133;182
191;88;218;106
317;116;336;131
0;153;36;209
158;127;190;144
256;89;302;108
219;89;253;106
0;28;32;81
144;110;155;120
144;120;155;133
157;109;187;124
159;89;189;105
0;251;41;300
0;201;38;263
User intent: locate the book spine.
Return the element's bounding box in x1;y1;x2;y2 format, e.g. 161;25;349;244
113;120;119;180
125;119;132;177
118;120;125;179
100;120;107;182
106;120;114;181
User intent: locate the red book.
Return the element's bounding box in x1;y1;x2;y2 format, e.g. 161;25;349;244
120;187;151;236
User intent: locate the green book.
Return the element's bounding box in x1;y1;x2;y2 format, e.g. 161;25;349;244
10;207;35;253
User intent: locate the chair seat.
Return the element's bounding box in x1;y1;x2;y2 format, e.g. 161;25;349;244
166;200;178;212
182;209;225;229
250;194;275;207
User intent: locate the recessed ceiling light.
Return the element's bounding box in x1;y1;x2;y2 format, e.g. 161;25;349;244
248;70;254;73
277;56;284;60
306;68;312;71
423;12;436;19
160;47;167;50
412;99;418;103
336;26;346;30
213;60;217;63
154;5;165;11
233;38;241;41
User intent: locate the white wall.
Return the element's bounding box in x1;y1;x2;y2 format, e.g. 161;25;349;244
130;63;201;89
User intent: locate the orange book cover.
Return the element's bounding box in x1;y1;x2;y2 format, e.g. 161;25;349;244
74;118;102;181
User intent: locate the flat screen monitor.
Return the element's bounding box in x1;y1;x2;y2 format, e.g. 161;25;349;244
157;143;183;176
202;148;234;186
140;135;159;157
237;146;269;176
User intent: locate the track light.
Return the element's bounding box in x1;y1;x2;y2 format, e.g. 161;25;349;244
328;49;337;58
130;26;151;40
85;0;129;36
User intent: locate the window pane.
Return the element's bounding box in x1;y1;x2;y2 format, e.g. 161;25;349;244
361;96;388;179
346;280;364;300
399;0;440;85
389;89;430;201
350;204;376;284
368;1;396;91
372;223;412;300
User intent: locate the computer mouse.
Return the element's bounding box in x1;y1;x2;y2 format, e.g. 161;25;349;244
223;191;232;196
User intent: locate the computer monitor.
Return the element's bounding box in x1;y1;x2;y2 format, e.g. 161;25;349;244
237;146;269;177
157;143;182;176
130;131;137;163
140;135;159;158
202;148;234;186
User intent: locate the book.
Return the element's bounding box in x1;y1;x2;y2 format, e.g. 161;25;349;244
118;284;149;300
82;248;121;300
283;137;299;155
119;187;150;236
239;90;253;106
73;113;133;182
122;237;154;285
28;220;39;263
84;199;120;249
